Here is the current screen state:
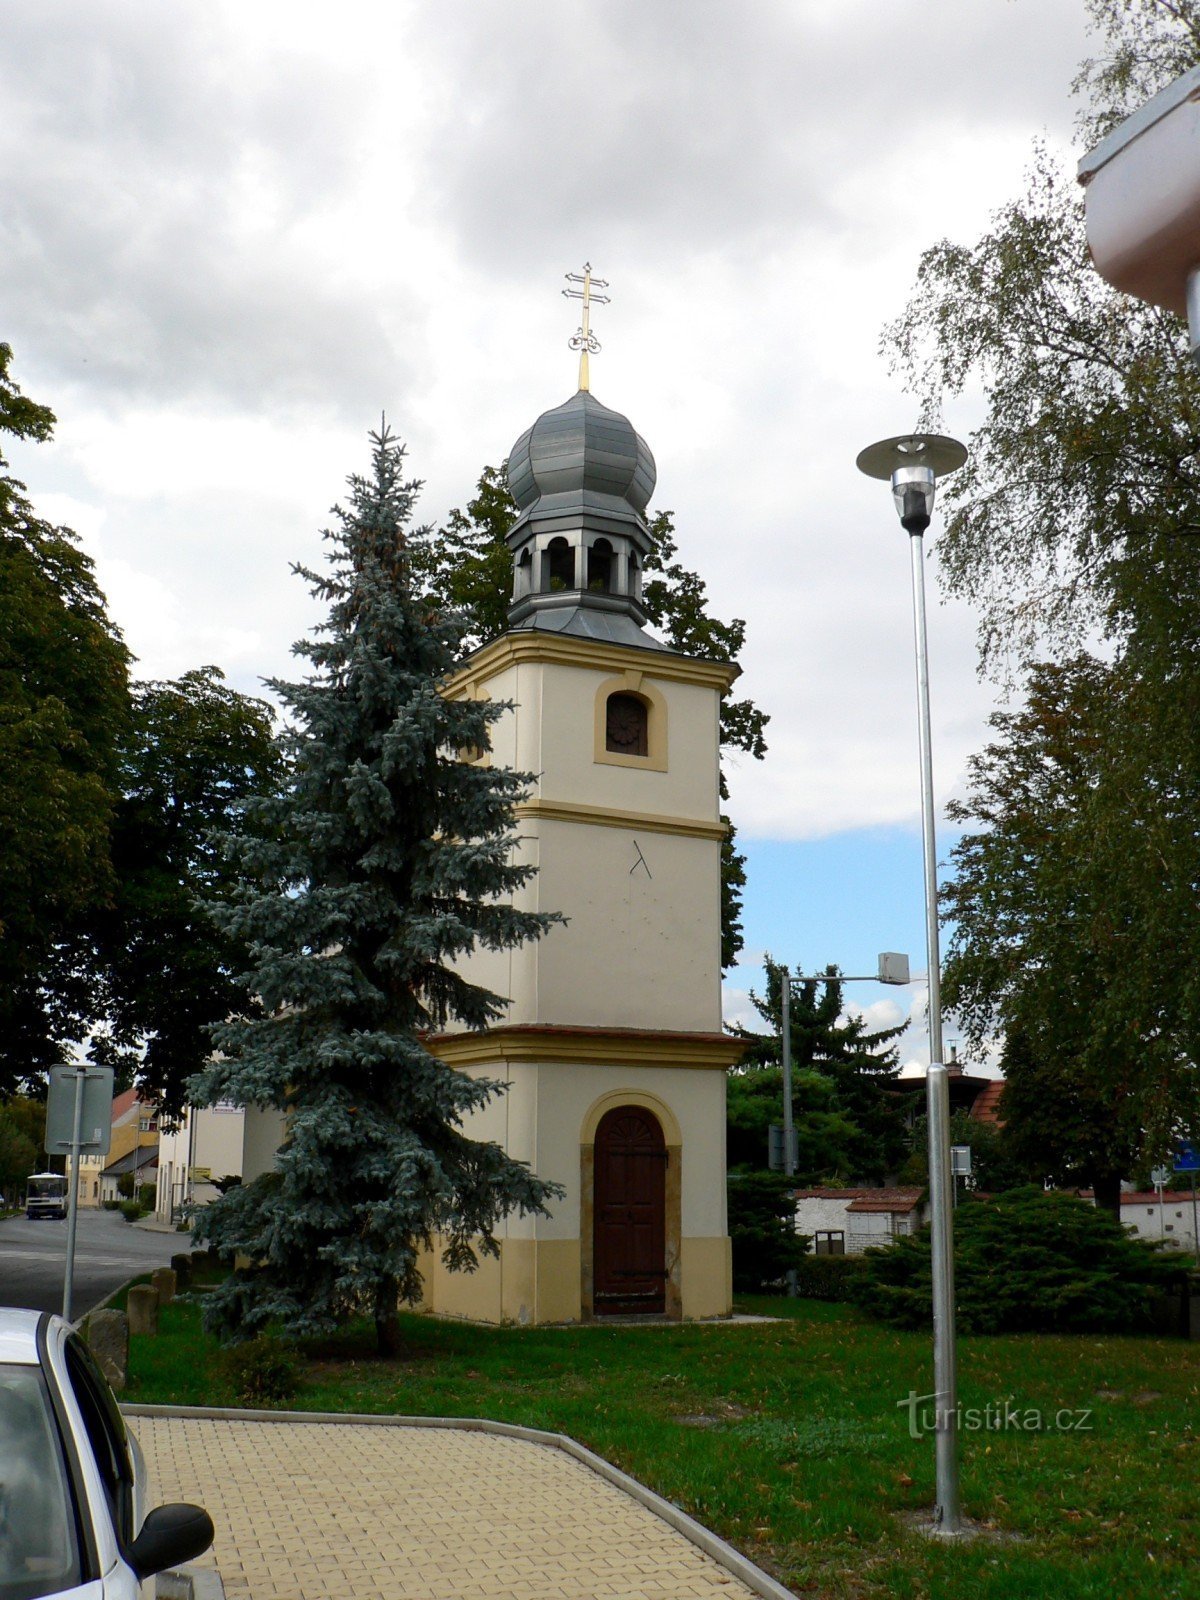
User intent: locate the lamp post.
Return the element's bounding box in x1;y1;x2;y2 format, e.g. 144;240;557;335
856;431;968;1535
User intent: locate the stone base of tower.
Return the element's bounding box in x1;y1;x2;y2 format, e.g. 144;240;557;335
417;1025;741;1326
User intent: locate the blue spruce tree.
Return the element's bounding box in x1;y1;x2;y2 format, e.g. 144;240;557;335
191;424;562;1354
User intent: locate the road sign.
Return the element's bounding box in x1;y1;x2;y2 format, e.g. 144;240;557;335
1174;1141;1200;1173
45;1066;114;1155
1151;1166;1173;1188
878;952;911;985
950;1145;972;1177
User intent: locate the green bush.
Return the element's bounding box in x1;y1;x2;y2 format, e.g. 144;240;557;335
116;1173;136;1200
855;1187;1187;1334
728;1171;808;1292
793;1251;868;1302
137;1183;155;1209
117;1199;144;1223
101;1199;122;1211
219;1334;301;1407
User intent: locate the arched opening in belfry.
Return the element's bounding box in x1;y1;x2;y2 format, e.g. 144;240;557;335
587;538;614;593
547;537;575;590
605;691;649;757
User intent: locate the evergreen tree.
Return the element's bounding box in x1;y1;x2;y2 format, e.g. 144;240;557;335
728;958;908;1182
413;467;768;966
191;425;563;1354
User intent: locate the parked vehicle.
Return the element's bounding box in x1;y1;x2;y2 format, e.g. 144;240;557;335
0;1307;213;1597
25;1173;68;1221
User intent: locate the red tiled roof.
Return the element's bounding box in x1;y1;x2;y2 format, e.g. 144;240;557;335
969;1080;1006;1125
793;1186;924;1214
847;1188;924;1214
110;1087;139;1122
1120;1192;1194;1207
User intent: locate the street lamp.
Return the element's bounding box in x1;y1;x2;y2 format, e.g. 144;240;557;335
856;431;968;1536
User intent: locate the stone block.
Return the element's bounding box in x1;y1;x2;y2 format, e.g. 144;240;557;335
85;1309;128;1391
151;1266;177;1306
170;1252;193;1287
127;1283;159;1337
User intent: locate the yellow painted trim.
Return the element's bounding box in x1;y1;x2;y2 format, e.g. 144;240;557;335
593;671;667;771
680;1236;733;1319
427;1026;745;1071
516;798;727;841
444;630;740;695
579;1087;683;1146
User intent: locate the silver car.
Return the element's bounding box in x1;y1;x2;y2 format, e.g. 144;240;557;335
0;1307;213;1598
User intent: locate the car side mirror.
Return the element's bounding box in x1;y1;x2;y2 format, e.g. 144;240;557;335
127;1502;215;1580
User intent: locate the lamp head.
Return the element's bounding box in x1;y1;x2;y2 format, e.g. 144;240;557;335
856;433;968;536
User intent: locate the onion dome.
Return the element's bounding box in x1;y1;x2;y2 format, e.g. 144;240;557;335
504;390;662;647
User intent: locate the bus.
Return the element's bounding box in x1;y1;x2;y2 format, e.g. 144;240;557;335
26;1172;68;1220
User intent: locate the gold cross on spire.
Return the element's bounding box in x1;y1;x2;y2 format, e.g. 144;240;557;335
563;262;610;392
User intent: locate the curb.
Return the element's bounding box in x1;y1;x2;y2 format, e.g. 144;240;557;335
122;1403;798;1600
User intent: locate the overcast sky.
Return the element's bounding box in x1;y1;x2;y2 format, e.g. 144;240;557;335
3;0;1100;1068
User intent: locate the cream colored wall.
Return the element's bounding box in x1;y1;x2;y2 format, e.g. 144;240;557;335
192;1106;247;1181
528;820;722;1032
423;1060;729;1323
241;1105;289;1182
448;1060;725;1239
514;661;722;822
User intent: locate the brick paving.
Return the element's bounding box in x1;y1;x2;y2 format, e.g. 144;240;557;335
134;1414;763;1600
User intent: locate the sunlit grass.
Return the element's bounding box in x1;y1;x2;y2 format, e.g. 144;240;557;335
124;1290;1200;1599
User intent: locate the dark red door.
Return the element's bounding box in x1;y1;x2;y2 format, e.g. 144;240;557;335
593;1106;667;1316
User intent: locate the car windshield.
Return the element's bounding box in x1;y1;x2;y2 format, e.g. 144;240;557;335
0;1365;81;1600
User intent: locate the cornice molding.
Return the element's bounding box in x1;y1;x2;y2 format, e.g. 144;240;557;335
426;1024;746;1071
516;798;727;841
444;631;740;697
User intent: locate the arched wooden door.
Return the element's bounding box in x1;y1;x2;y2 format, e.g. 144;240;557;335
593;1105;667;1316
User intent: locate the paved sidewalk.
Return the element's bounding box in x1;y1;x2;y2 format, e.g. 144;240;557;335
132;1410;788;1600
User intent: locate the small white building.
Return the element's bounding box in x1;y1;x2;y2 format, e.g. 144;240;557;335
1118;1189;1200;1253
793;1187;927;1255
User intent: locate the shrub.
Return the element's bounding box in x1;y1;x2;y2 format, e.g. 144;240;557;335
117;1174;136;1200
219;1334;301;1407
728;1171;808;1292
855;1187;1188;1334
102;1199;122;1211
137;1183;156;1209
118;1199;144;1223
793;1251;868;1302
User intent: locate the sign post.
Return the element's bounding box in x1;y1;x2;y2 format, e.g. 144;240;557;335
45;1065;114;1322
1175;1141;1200;1256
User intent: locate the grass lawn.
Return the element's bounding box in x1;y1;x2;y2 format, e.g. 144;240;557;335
123;1290;1200;1600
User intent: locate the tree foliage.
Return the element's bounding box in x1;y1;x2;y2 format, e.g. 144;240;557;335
0;344;298;1111
190;425;563;1352
942;656;1200;1209
891;3;1200;1198
90;669;283;1117
728;959;908;1183
856;1188;1185;1335
413;466;768;966
0;343;130;1079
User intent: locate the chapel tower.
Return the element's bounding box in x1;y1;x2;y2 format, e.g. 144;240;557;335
424;272;742;1324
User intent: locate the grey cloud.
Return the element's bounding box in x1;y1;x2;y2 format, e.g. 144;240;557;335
0;3;409;415
416;0;1090;277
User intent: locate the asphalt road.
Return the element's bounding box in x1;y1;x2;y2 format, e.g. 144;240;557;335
0;1207;190;1316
